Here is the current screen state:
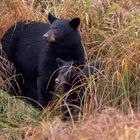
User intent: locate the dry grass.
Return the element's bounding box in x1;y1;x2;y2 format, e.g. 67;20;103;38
0;0;140;139
22;108;140;140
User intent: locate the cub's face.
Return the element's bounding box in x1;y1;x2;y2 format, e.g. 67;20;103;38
55;58;73;84
43;13;80;43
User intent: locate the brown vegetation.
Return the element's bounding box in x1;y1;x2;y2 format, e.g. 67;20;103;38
0;0;140;139
23;108;140;140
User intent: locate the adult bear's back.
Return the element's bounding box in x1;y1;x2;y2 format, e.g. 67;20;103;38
1;21;50;61
1;21;50;76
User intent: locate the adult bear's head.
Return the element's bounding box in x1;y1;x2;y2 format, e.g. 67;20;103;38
43;13;81;46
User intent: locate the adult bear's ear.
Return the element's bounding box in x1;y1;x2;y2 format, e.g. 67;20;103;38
56;58;65;67
69;17;80;29
48;13;57;23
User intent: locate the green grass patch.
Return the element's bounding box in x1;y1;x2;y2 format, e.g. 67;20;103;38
0;90;42;139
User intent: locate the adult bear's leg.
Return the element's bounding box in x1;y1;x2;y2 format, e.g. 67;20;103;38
37;75;55;108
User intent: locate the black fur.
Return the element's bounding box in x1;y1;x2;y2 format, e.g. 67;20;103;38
56;58;104;118
1;13;85;107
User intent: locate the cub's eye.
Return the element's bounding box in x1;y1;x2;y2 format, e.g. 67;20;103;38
53;27;58;30
53;28;58;32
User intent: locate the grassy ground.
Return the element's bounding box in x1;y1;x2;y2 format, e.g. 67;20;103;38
0;90;41;139
0;0;140;139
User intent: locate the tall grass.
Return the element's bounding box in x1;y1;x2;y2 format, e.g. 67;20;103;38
0;0;140;139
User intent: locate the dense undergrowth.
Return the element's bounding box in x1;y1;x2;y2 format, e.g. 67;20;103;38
0;0;140;139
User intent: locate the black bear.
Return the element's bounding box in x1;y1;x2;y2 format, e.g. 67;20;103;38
1;13;85;107
55;58;104;118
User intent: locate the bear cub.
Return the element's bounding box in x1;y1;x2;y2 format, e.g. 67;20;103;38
56;58;104;118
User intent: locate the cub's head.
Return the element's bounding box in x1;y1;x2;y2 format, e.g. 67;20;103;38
55;58;80;84
55;58;73;84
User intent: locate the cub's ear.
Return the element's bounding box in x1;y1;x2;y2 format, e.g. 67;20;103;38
69;17;80;29
56;58;65;67
48;13;57;23
73;60;80;66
